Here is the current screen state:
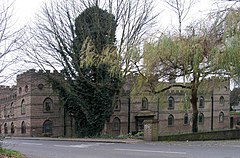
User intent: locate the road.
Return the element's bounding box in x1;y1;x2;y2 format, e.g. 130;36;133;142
2;139;240;158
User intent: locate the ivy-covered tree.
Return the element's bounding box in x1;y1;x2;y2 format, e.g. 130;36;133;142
22;0;159;136
52;6;122;137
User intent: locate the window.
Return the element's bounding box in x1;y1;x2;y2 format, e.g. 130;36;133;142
219;112;224;123
220;96;225;106
21;99;26;114
114;99;121;111
43;98;53;113
21;121;26;134
19;87;22;94
168;96;174;109
184;113;188;125
43;120;53;134
168;114;174;126
112;117;121;131
11;122;14;134
142;97;148;110
25;85;29;92
199;96;204;108
4;123;7;134
38;84;44;90
199;113;204;124
10;102;14;116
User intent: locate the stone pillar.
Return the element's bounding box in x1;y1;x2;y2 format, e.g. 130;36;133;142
143;119;159;141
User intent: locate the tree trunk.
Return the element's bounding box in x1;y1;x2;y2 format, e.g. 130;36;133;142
191;87;198;133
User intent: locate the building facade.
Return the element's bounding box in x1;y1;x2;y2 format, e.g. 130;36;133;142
107;77;230;136
0;69;67;137
0;70;231;137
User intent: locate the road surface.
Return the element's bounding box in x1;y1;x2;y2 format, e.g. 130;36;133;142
3;138;240;158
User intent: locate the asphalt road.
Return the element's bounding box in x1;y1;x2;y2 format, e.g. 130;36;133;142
3;139;240;158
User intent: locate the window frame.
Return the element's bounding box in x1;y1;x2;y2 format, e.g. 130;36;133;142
43;98;53;113
4;123;7;134
112;117;121;131
219;112;224;123
168;96;174;109
219;96;225;106
21;99;26;114
11;122;14;134
21;121;26;134
168;114;174;126
199;96;205;108
141;97;148;110
199;113;204;124
114;99;121;111
43;120;53;134
184;113;189;125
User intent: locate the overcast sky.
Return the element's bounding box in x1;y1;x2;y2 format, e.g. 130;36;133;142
12;0;240;34
2;0;238;86
12;0;218;28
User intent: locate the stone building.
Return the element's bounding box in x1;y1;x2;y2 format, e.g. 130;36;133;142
0;70;231;137
0;69;66;137
107;77;230;136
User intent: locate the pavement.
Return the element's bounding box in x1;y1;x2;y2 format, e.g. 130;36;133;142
5;136;144;144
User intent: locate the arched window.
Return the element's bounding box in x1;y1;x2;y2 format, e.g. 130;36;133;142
11;122;14;134
114;99;121;111
43;120;53;134
43;98;53;113
21;99;26;114
219;112;224;123
4;123;7;134
168;114;174;126
168;96;174;109
11;102;14;116
220;96;225;106
142;97;148;110
19;87;22;94
184;113;188;125
199;113;204;124
21;121;26;134
112;117;121;131
199;96;204;108
25;85;29;92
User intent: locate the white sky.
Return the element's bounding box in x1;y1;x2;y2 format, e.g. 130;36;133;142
12;0;216;28
2;0;239;86
12;0;239;34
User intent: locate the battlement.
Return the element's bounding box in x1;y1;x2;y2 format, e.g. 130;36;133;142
17;69;61;79
0;85;16;90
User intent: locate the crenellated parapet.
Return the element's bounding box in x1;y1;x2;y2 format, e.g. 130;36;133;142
17;69;61;80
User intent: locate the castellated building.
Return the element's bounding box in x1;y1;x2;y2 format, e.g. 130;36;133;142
0;69;231;137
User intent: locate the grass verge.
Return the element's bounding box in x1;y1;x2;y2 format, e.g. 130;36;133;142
0;147;25;158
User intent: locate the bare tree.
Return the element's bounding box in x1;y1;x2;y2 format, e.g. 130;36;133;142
163;0;198;37
23;0;159;76
22;0;159;136
0;0;24;84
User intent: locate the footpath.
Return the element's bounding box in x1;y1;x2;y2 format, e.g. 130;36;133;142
6;136;143;144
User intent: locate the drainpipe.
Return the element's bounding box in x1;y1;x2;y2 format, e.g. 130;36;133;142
157;96;160;121
211;90;214;131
